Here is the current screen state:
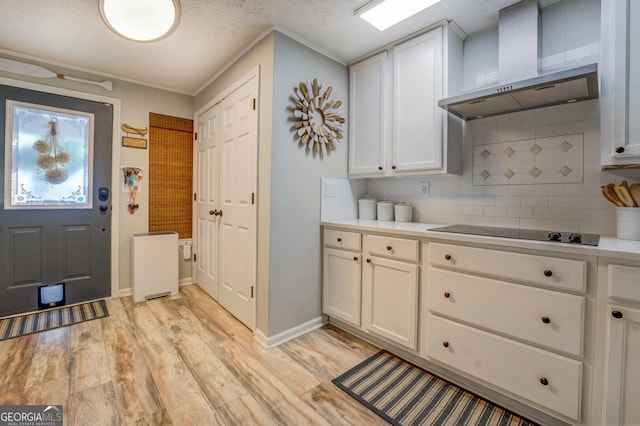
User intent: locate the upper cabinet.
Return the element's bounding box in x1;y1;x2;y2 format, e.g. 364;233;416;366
349;24;463;178
600;0;640;166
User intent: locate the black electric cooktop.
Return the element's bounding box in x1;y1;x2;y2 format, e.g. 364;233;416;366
430;225;600;246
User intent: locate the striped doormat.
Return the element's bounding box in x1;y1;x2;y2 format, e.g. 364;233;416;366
0;300;109;341
333;350;537;426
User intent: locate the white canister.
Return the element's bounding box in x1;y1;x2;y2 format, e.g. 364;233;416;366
358;198;377;220
376;201;394;221
616;207;640;240
394;204;413;222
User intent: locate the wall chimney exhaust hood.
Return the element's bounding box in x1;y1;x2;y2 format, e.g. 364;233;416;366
438;0;599;121
438;63;599;120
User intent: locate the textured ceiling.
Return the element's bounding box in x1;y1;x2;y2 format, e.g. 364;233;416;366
0;0;563;95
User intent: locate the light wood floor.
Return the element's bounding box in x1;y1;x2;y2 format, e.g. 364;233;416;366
0;284;388;425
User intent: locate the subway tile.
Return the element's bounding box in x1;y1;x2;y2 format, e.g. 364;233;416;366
495;196;521;207
549;196;581;208
534;207;564;220
521;196;550;208
534;184;566;196
483;206;507;217
507;206;534;218
563;207;597;221
463;205;484;216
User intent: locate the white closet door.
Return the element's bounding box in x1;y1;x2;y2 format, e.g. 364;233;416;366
219;74;258;330
194;103;220;299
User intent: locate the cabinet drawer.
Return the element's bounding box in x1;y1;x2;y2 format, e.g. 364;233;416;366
608;264;640;303
428;269;584;356
427;315;582;421
324;229;361;251
430;243;586;292
365;234;419;262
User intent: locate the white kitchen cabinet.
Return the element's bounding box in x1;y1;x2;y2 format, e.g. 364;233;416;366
427;242;587;422
322;229;362;327
427;314;583;421
348;24;463;178
348;52;387;176
600;0;640;166
362;235;420;350
603;305;640;425
601;264;640;425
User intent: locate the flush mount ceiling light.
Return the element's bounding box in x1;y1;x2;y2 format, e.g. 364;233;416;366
356;0;442;31
99;0;181;42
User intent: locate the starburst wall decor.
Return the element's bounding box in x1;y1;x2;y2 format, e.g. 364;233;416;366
292;78;344;155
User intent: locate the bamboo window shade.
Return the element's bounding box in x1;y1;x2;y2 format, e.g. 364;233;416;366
149;113;193;239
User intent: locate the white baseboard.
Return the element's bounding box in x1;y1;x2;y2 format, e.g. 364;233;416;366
118;287;132;298
179;278;193;286
254;316;324;348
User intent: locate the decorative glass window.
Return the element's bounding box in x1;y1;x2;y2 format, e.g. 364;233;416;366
4;100;94;209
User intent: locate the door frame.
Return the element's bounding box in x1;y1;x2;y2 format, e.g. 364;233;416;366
0;76;122;299
193;65;259;327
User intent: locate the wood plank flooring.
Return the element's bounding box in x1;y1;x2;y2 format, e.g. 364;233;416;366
0;284;387;425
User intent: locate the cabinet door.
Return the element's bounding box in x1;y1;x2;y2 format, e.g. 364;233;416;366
362;256;419;350
322;248;362;326
392;28;443;172
601;0;640;164
349;52;387;177
604;305;640;425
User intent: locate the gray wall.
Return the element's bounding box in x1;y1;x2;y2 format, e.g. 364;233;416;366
268;31;348;335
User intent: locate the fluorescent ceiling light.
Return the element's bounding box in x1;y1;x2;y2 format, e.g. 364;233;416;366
99;0;181;42
358;0;442;31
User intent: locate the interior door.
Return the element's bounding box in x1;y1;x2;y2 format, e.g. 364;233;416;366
0;84;112;316
194;104;220;299
219;74;258;330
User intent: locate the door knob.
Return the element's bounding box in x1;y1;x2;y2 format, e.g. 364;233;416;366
214;210;223;217
99;204;109;212
209;210;215;215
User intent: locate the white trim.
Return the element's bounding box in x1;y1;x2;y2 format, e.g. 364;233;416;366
0;49;191;96
193;26;346;96
0;76;121;301
179;278;193;286
271;25;347;66
194;66;260;116
118;287;132;298
253;316;324;348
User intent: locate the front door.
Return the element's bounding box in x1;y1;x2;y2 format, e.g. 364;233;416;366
0;84;112;316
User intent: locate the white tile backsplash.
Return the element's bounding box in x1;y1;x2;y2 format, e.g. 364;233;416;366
365;99;640;237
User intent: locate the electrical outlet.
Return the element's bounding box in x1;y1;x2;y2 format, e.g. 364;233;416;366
419;180;430;197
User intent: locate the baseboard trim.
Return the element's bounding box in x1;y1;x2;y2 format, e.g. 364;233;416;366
254;316;324;348
179;279;193;286
118;287;132;298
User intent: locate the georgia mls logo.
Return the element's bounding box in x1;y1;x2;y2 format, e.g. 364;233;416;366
0;405;63;426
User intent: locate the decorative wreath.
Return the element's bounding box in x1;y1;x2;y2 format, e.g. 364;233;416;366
293;78;344;154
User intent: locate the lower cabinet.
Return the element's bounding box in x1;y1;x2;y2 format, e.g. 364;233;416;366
362;255;419;350
322;248;361;326
322;229;362;327
602;263;640;425
427;314;582;420
603;304;640;425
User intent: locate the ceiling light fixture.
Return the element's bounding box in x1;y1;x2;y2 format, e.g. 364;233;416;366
99;0;181;42
356;0;442;31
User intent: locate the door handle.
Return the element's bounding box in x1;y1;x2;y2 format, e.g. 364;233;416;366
99;204;109;212
209;209;223;216
209;210;215;215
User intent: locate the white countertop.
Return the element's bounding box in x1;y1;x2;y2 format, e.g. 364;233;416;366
321;219;640;261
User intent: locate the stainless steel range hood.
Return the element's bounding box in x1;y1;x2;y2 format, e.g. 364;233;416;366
438;0;599;121
438;63;599;120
